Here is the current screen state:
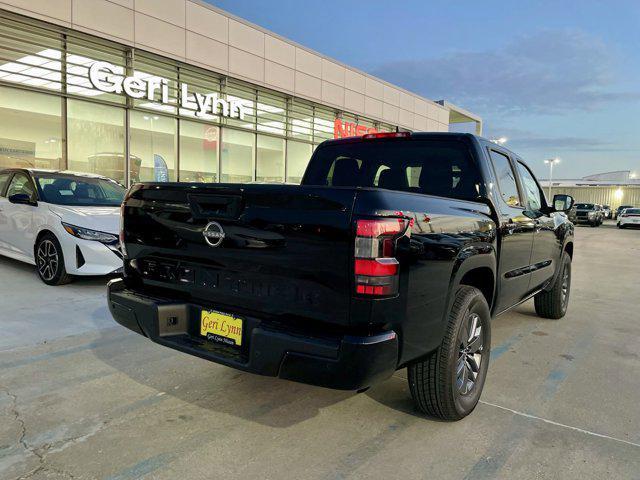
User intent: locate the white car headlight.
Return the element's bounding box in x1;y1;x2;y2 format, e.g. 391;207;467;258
62;222;118;244
588;212;595;217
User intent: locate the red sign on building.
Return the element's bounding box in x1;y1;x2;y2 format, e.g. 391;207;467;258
334;119;377;139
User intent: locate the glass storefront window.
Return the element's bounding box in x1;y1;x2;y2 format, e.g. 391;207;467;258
313;106;335;143
221;128;254;183
66;38;126;103
224;82;256;131
67;99;125;183
288;100;313;141
178;69;222;122
130;112;177;183
0;86;63;170
257;134;284;183
0;18;62;92
179;120;218;182
257;91;285;135
286;140;312;184
133;53;179;114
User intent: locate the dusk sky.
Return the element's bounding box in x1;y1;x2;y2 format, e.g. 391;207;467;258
208;0;640;180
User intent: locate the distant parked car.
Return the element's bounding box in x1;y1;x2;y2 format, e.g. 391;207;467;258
617;208;640;228
0;169;125;285
602;205;611;219
614;205;634;220
569;203;604;226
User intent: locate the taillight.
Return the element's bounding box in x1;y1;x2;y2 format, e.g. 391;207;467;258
354;217;408;296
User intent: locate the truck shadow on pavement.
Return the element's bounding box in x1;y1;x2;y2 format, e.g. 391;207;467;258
88;303;542;427
89;308;355;428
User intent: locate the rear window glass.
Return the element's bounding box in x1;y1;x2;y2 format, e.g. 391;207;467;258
303;139;482;201
625;208;640;214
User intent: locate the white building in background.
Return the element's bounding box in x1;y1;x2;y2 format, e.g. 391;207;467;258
542;170;640;208
0;0;481;186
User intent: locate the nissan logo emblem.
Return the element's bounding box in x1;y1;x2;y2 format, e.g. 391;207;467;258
202;221;225;247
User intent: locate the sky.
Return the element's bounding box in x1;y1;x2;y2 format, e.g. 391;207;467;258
208;0;640;180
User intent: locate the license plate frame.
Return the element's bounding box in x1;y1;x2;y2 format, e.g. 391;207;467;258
200;309;243;347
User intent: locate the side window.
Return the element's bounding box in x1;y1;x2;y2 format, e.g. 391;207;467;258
0;173;11;197
6;173;35;200
489;150;521;207
516;162;543;211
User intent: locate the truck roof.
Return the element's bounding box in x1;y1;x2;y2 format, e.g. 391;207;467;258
319;131;530;166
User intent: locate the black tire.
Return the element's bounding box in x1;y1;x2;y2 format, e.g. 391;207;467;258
407;286;491;421
35;233;72;286
534;252;571;319
618;224;625;229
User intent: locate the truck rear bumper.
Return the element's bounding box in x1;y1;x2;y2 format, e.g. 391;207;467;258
107;278;398;391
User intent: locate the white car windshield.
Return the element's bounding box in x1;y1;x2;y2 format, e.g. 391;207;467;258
36;174;125;207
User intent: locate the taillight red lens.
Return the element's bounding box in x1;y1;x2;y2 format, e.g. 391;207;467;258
354;218;407;297
356;218;406;237
355;258;399;276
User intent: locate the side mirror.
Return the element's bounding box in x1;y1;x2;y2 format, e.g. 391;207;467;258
8;193;35;206
552;194;574;212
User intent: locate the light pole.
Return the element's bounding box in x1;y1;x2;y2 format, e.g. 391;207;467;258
544;158;560;199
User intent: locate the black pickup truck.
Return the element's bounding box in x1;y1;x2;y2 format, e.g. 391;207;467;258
108;132;575;420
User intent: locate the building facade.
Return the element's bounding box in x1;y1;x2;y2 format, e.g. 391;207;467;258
545;181;640;210
0;0;481;186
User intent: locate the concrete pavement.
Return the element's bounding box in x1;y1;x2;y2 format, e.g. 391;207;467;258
1;221;639;479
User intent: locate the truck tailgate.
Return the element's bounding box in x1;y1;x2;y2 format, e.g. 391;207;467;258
122;184;356;326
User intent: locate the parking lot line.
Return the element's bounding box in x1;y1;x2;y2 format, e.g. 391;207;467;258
479;400;640;449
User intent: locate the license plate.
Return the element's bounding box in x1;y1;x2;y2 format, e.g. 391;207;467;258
200;310;243;346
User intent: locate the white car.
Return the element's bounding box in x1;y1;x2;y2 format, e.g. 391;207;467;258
0;169;124;285
617;208;640;229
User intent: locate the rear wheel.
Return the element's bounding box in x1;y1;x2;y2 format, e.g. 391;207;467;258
35;233;72;286
407;286;491;421
534;252;571;319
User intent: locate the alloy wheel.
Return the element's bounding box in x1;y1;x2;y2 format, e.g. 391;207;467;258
37;240;59;282
456;312;484;395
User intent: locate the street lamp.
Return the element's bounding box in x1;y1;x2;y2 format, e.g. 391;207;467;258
544;158;560;199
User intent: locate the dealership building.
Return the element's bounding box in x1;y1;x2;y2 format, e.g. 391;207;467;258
0;0;481;186
544;171;640;209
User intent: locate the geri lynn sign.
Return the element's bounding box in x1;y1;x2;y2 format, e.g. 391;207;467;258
88;61;251;120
